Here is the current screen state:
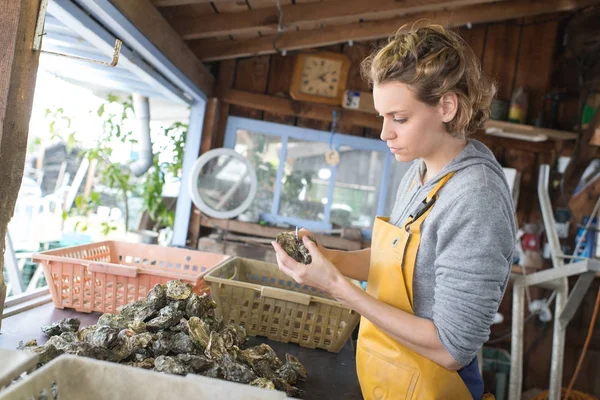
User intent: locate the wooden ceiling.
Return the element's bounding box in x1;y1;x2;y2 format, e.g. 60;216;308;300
150;0;599;62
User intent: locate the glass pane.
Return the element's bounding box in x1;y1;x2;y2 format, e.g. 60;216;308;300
331;145;385;229
279;138;330;221
384;160;413;215
195;153;253;212
233;129;281;216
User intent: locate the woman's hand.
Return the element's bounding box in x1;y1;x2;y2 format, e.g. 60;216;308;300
296;228;331;260
271;235;344;295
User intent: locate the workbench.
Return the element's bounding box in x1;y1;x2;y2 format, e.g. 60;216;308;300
0;303;362;400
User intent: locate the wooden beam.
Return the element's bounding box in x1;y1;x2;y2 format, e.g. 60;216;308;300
191;0;596;61
221;88;382;131
152;0;220;6
175;0;499;40
0;0;41;328
198;213;363;250
108;0;214;95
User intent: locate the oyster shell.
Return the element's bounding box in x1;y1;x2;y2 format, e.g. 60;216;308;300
41;317;81;337
275;232;317;264
166;280;192;301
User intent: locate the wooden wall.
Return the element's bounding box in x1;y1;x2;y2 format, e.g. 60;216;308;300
196;14;600;397
203;15;570;226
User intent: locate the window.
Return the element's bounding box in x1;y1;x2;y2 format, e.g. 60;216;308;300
224;117;412;237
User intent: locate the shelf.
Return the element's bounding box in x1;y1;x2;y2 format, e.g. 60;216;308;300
485;120;578;142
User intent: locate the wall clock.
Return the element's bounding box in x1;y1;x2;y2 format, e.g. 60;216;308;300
290;52;350;105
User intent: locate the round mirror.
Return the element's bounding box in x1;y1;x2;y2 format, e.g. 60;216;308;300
188;148;257;220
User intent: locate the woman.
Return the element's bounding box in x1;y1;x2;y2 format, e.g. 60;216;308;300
271;23;516;400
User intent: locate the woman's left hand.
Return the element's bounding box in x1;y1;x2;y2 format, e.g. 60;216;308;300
271;236;345;295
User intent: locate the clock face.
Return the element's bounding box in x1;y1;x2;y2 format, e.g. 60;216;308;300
299;56;342;98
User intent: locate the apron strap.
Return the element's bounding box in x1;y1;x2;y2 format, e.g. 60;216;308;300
404;172;455;231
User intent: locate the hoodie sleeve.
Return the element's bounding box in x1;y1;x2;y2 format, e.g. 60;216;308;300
432;187;515;366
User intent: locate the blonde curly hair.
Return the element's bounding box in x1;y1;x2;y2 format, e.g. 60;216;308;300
361;22;496;138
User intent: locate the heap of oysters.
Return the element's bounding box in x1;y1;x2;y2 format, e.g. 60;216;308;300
18;280;307;398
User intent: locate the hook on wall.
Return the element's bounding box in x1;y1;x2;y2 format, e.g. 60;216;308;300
33;0;123;67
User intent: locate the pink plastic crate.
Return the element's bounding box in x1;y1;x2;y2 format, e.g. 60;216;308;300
32;241;230;313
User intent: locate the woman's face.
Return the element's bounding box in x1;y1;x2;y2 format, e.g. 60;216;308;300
373;81;448;163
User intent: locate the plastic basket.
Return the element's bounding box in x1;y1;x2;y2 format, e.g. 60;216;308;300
0;349;38;391
32;241;230;314
204;257;360;353
0;355;290;400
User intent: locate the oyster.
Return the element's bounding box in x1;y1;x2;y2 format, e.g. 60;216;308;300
154;355;190;375
125;357;155;370
204;331;228;360
152;331;174;357
186;293;216;319
77;324;98;342
41;317;81;337
89;326;119;348
170;332;196;355
237;343;283;370
169;318;189;333
220;353;256;384
146;283;167;310
275;232;317;264
107;329;135;362
119;300;156;322
250;377;276;390
202;363;223;379
166;280;192;301
219;324;247;349
146;303;183;331
277;353;307;385
97;313;131;331
17;339;38;349
23;343;63;365
188;317;211;349
128;320;148;334
273;378;305;398
176;354;213;373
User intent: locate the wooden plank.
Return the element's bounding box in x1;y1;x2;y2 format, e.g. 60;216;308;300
153;0;229;6
190;0;596;61
214;59;237;148
108;0;214;95
513;16;560;125
176;0;500;40
340;42;372;136
482;21;521;101
263;53;297;125
456;23;487;61
0;0;41;329
486;120;578;141
221;88;382;129
230;55;271;120
198;213;363;250
199;97;220;154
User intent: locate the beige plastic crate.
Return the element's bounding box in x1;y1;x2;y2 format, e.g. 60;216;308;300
0;355;291;400
0;349;38;391
32;241;230;314
204;257;360;353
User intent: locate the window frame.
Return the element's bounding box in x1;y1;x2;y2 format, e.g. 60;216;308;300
224;116;396;238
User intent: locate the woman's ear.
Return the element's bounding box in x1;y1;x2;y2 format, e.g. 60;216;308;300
439;92;459;123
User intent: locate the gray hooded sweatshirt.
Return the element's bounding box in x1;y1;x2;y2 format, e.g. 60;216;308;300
388;139;516;366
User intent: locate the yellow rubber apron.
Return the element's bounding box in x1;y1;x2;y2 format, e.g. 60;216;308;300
356;172;473;400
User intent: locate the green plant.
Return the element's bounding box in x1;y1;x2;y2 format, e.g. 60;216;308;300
77;95;137;232
141;121;187;231
45;107;77;151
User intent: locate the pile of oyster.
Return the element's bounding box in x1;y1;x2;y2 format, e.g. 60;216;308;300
18;280;307;398
275;232;317;264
